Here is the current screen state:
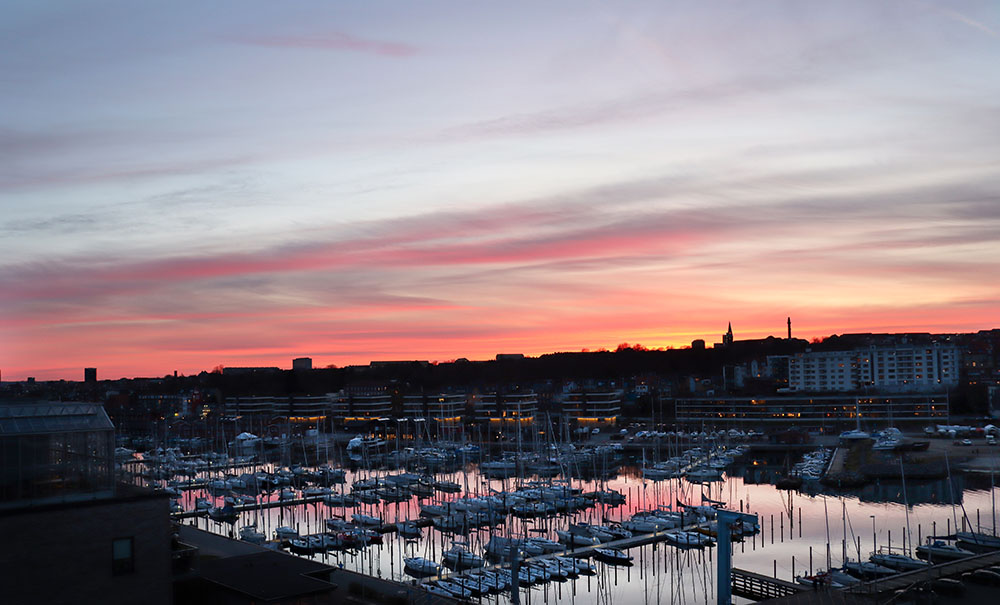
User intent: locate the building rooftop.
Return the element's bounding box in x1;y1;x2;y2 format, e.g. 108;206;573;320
0;402;113;436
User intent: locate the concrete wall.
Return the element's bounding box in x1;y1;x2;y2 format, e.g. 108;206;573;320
0;493;171;605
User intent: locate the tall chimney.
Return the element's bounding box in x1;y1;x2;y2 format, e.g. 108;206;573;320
787;317;792;339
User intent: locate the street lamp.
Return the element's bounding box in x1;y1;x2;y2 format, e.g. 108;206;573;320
870;515;876;553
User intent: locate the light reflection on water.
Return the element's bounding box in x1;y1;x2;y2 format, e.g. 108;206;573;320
180;461;1000;605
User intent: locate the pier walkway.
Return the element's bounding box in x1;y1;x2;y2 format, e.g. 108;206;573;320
172;494;331;519
417;520;712;585
731;568;805;601
845;549;1000;595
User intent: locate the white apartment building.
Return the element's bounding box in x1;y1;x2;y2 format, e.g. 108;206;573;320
788;344;960;393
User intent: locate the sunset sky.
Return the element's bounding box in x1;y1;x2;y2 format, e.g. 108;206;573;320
3;1;999;380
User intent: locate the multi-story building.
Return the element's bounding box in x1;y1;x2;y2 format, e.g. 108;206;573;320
474;392;537;426
401;393;465;426
675;393;949;426
788;345;960;393
343;393;393;422
222;394;336;421
561;390;622;426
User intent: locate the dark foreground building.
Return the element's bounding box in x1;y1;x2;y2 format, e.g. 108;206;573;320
0;402;172;605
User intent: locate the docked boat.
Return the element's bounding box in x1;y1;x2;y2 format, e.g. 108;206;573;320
795;571;846;588
435;580;472;597
593;489;627;505
557;556;596;575
839;429;871;444
556;529;599;546
397;522;422;540
404;556;441;578
421;583;453;597
685;466;724;483
442;542;485;569
347;435;388;452
955;531;1000;551
485;537;524;559
288;536;322;554
451;576;489;595
664;530;715;547
352;513;383;526
238;525;266;544
569;522;614;542
525;537;564;554
593;548;633;565
916;541;975;562
433;479;462;493
869;552;930;571
207;504;238;522
323;493;357;507
843;559;896;579
480;459;518;478
419;503;451;517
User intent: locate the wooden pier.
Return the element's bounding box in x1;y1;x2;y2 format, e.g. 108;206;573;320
731;568;806;601
171;494;331;519
417;521;712;584
845;549;1000;595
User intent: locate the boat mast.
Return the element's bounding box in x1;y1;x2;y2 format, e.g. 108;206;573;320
900;455;912;555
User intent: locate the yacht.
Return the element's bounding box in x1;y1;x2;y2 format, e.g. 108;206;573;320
421;583;452;597
869;552;930;571
396;522;422;540
352;513;383;526
238;525;266;544
436;580;472;597
403;557;441;578
916;540;975;562
664;530;715;547
347;435;388;452
843;559;896;579
556;529;599;546
955;531;1000;550
593;548;633;565
442;542;484;569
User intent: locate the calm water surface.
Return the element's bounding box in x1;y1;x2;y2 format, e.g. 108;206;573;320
178;460;1000;605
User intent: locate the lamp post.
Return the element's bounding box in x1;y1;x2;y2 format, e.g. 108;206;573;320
870;515;876;553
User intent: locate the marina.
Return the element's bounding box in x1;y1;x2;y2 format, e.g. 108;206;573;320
123;429;1000;604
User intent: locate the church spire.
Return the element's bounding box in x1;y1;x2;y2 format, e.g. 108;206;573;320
723;322;734;346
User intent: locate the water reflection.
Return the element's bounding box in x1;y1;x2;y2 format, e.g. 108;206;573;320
179;460;1000;605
